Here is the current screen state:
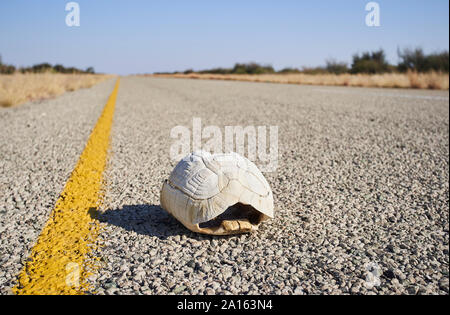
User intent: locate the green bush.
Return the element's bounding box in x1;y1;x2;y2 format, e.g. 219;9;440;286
325;59;349;74
53;64;65;73
85;67;95;74
232;63;275;74
194;63;275;75
0;54;95;75
397;48;449;73
165;48;449;77
30;63;53;73
351;49;390;74
0;54;16;74
278;67;301;74
0;64;16;74
17;63;95;74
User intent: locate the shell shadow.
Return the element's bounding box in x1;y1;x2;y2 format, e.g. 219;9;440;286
90;204;205;240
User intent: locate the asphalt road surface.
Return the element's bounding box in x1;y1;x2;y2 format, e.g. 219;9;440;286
1;77;448;295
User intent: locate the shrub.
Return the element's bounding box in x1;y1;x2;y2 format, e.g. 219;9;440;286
325;59;349;74
351;49;390;74
194;63;275;75
0;64;16;74
427;51;449;72
398;48;449;73
232;63;275;74
53;64;66;73
0;54;16;74
199;68;232;74
85;67;95;74
278;67;301;74
31;63;53;73
17;63;95;74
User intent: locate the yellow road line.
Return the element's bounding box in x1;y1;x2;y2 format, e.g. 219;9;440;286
13;79;120;295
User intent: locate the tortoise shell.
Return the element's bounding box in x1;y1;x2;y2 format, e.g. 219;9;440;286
160;151;274;235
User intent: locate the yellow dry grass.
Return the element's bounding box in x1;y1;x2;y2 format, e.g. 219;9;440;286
0;73;113;107
155;71;449;90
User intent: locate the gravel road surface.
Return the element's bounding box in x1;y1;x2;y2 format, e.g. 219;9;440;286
1;76;449;295
0;79;116;293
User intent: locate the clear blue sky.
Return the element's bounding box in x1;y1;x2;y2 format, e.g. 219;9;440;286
0;0;448;75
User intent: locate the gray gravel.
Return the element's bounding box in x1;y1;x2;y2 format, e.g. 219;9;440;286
0;79;117;294
90;77;448;295
1;76;448;295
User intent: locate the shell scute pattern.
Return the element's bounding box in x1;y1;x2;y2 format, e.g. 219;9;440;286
160;151;274;235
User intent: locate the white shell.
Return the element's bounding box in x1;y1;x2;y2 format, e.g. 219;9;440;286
160;151;274;235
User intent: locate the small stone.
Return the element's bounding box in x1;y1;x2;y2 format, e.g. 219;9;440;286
106;287;118;295
406;286;419;295
173;285;186;294
439;278;449;293
202;264;212;273
300;216;310;223
222;268;233;279
152;258;163;265
211;282;220;290
350;285;361;294
104;281;117;289
386;245;397;253
394;269;406;281
293;286;303;295
205;288;215;295
383;269;396;280
187;260;196;268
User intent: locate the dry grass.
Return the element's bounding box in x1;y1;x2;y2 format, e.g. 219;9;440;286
154;71;449;90
0;73;113;107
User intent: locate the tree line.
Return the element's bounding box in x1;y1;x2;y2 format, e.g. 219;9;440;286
157;47;448;75
0;56;95;75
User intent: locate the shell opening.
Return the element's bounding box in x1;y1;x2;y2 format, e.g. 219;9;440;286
198;203;264;230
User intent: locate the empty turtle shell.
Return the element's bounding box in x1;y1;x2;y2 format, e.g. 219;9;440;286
160;151;274;235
